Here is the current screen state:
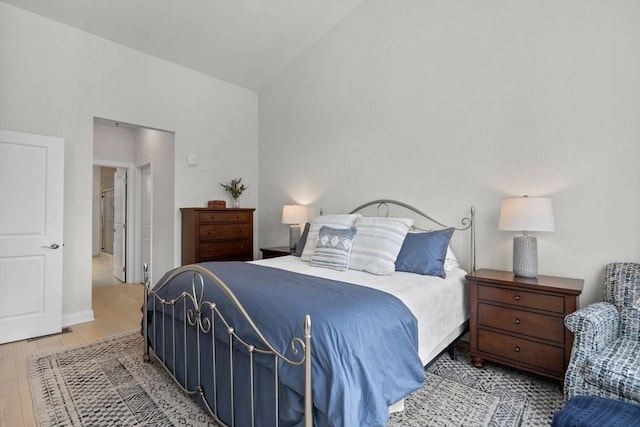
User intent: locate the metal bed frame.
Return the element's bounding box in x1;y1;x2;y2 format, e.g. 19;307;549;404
350;199;476;272
143;264;312;427
142;200;475;427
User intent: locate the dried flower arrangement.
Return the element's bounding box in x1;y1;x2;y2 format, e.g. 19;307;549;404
220;178;248;207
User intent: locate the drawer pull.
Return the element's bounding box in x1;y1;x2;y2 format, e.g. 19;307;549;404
208;249;213;252
514;346;521;352
239;229;243;232
513;295;521;301
514;318;521;325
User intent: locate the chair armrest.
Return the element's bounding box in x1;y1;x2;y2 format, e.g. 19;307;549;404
565;302;620;357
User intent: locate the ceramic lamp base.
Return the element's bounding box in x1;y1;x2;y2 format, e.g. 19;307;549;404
513;234;537;278
289;225;301;250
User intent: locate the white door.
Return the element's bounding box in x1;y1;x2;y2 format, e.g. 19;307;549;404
141;166;152;284
0;130;64;343
113;168;126;282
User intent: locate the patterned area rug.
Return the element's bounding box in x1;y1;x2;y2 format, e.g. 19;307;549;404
28;331;563;426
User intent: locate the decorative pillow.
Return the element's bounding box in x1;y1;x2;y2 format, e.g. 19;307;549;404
300;214;359;261
395;228;455;278
310;226;357;271
348;217;414;275
293;222;310;257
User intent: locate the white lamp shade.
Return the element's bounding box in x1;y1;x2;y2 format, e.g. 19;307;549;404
498;197;555;232
282;205;308;225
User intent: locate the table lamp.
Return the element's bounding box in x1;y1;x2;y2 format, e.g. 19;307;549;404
498;196;555;278
282;205;308;250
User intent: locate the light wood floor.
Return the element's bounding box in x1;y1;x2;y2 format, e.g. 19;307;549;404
92;252;124;287
0;283;144;427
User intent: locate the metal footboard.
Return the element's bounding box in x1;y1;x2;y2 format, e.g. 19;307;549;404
142;263;312;427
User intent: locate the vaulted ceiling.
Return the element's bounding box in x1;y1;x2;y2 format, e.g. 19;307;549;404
3;0;364;91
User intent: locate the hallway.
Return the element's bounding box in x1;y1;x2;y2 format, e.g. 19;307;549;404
92;252;123;287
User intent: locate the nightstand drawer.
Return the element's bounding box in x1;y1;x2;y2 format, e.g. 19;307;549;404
478;284;565;314
467;269;583;381
199;240;251;260
198;211;252;224
478;329;565;374
199;224;251;241
478;303;565;343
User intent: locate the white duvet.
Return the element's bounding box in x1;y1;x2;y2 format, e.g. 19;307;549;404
251;255;469;366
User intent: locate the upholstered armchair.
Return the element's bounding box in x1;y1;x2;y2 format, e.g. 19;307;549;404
564;262;640;403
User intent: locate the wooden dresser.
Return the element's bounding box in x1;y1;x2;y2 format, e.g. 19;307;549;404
180;208;255;265
466;269;583;381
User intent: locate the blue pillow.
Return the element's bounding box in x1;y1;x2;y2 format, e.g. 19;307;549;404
395;228;455;278
293;222;310;257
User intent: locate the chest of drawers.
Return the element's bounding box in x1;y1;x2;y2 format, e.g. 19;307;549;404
181;207;255;265
466;269;583;381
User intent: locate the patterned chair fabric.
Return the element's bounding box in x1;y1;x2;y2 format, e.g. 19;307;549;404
564;262;640;403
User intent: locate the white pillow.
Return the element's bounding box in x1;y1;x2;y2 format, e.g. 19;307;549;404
300;214;359;261
444;246;459;271
349;217;414;275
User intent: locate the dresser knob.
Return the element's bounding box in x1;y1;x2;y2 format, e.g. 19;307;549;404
514;346;521;352
513;295;521;301
208;249;213;252
514;318;521;325
239;229;243;232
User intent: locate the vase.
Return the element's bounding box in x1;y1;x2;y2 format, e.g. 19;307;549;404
232;198;240;208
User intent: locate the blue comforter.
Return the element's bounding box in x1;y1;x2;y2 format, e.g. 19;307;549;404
147;261;425;426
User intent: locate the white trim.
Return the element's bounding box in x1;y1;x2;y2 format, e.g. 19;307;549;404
135;162;153;284
62;310;95;327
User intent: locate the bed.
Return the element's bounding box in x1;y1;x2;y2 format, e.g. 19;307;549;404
143;200;475;427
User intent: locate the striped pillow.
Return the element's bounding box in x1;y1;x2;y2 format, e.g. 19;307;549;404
310;226;357;271
349;217;414;275
300;214;359;261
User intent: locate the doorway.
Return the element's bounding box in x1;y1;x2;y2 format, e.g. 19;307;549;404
92;164;131;287
92;117;175;289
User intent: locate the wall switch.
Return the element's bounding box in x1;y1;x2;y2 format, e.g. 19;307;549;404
186;154;197;166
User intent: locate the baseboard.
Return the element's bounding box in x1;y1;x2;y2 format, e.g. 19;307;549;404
62;310;95;327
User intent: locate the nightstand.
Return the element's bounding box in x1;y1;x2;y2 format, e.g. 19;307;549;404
466;269;583;382
260;246;292;259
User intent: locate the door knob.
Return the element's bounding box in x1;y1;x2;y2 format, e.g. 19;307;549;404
42;243;60;249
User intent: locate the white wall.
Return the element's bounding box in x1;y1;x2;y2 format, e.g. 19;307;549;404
259;0;640;306
135;127;175;282
92;166;101;256
0;3;258;324
94;121;137;163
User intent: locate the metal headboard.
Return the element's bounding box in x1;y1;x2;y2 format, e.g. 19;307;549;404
349;199;476;272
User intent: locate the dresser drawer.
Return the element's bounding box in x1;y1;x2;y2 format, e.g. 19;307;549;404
478;284;565;314
199;240;251;260
478;329;565;374
478;303;565;343
199;224;251;241
199;211;251;224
